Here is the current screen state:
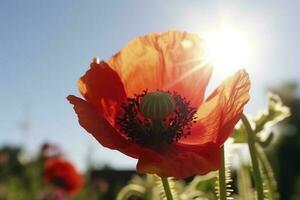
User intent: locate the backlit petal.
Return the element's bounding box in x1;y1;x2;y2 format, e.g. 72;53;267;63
136;143;220;179
108;31;212;107
78;59;126;126
180;69;250;145
67;95;141;158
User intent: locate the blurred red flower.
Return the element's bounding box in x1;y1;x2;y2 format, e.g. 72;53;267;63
44;158;83;195
68;31;250;178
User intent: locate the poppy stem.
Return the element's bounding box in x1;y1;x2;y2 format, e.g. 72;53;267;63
218;146;227;200
256;144;278;199
161;177;174;200
241;114;264;200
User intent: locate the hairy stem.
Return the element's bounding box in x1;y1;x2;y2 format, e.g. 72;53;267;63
256;144;279;199
241;114;264;200
218;146;227;200
161;178;174;200
116;184;145;200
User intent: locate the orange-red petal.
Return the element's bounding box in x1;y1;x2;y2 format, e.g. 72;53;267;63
180;69;250;145
108;31;212;107
78;60;126;126
67;95;142;158
136;143;220;179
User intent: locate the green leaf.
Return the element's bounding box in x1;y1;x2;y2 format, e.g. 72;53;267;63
232;123;247;143
232;92;290;144
254;92;290;134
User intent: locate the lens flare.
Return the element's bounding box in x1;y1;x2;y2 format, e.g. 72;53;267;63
203;29;252;77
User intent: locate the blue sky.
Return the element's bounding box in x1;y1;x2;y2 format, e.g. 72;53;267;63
0;0;299;171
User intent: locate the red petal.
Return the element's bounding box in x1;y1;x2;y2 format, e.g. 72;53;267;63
78;59;126;126
67;95;141;158
180;69;250;145
136;143;220;179
108;31;212;107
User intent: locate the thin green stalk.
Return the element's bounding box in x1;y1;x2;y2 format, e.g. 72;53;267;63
218;146;227;200
241;114;264;200
256;144;279;200
161;178;174;200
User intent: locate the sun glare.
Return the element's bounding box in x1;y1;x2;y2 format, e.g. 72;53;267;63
202;29;252;77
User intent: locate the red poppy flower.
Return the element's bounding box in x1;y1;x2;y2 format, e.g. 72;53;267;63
67;31;250;179
44;158;83;195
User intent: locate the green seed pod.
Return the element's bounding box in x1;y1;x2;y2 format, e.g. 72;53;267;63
140;91;175;120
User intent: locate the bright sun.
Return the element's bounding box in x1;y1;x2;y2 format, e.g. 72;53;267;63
202;29;252;77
